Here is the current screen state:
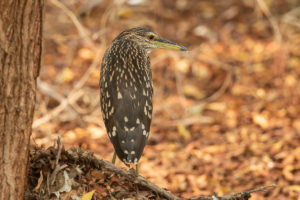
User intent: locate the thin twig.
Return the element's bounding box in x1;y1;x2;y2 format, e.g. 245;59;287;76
199;66;232;103
49;164;68;185
49;137;65;186
49;0;95;49
188;185;276;200
73;49;102;90
256;0;287;74
173;54;189;116
256;0;282;43
246;185;277;194
282;7;300;29
55;136;62;166
33;90;84;128
37;79;65;102
33;0;104;128
195;55;234;103
33;48;102;128
152;116;214;128
46;172;50;196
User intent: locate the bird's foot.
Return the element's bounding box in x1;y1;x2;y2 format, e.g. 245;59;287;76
111;151;116;164
129;163;139;176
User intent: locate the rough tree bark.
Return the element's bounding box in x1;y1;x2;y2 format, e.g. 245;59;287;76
0;1;43;199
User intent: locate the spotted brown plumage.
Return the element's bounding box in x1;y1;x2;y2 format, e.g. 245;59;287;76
100;27;187;170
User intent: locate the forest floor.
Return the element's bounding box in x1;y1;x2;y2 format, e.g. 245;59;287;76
29;0;300;199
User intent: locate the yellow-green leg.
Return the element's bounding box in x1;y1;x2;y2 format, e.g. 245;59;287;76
112;151;116;164
136;163;139;175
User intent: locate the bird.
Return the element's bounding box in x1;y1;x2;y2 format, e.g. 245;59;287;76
100;27;187;173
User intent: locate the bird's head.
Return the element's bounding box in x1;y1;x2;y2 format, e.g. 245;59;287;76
114;27;187;52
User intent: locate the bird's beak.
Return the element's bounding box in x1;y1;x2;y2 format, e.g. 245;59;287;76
154;38;187;51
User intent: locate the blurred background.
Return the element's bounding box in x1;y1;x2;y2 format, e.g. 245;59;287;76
32;0;300;199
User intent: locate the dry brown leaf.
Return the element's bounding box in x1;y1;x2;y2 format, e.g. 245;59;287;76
252;113;269;129
292;119;300;132
90;169;105;180
284;74;297;87
283;165;294;181
78;48;95;60
183;84;205;99
175;58;190;73
87;124;106;139
207;102;227;112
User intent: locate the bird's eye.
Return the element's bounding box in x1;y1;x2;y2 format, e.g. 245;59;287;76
148;35;155;40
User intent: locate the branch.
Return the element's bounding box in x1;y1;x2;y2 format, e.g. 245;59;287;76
28;139;276;199
256;0;282;44
188;185;276;200
65;148;180;200
65;148;276;200
49;0;95;49
282;7;300;29
33;48;102;128
196;55;234;103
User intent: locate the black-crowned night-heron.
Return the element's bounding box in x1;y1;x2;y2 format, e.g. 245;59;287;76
100;27;187;173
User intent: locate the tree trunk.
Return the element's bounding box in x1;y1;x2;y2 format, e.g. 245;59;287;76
0;1;43;199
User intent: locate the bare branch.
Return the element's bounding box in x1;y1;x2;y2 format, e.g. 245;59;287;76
33;48;102;128
65;147;276;200
256;0;282;44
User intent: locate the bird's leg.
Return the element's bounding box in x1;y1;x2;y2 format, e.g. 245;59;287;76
135;163;139;175
112;151;116;164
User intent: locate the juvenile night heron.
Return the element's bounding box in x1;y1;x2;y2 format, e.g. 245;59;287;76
100;27;187;173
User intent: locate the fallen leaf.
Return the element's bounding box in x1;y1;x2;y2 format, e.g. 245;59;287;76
252;113;269;129
90;169;105;180
287;185;300;193
88;125;106;139
175;58;190;73
207;102;227;112
178;124;191;140
59;68;74;83
283;165;294;181
78;48;95;60
80;190;95;200
183;84;205;99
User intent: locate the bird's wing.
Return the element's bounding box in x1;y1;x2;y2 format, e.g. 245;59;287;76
116;86;152;162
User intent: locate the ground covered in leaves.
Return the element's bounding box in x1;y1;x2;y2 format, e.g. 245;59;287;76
31;0;300;199
26;144;274;200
